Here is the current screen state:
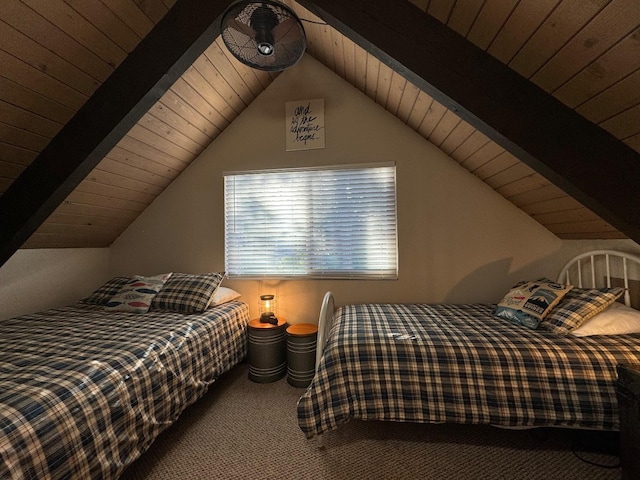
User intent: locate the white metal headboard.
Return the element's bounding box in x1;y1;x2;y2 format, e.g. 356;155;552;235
557;250;640;307
316;291;335;373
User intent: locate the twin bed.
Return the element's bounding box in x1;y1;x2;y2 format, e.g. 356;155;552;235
2;251;640;478
0;273;249;479
297;250;640;439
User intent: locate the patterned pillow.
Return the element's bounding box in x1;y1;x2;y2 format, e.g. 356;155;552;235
105;273;172;314
493;278;573;329
540;287;625;335
150;272;225;314
78;276;132;305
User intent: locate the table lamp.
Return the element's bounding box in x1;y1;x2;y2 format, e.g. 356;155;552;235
259;294;278;324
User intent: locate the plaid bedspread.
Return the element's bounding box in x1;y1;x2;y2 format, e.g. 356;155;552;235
0;301;249;479
297;303;640;438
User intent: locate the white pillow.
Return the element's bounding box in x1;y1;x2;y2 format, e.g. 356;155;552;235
209;287;241;306
571;302;640;336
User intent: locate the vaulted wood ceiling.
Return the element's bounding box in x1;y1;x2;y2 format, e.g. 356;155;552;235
0;0;639;266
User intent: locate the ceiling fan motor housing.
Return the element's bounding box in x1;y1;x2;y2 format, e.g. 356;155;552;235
251;5;279;56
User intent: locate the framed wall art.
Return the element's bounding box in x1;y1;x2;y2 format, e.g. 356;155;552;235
285;98;325;151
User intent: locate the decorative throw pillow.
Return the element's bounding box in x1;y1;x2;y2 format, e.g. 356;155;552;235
105;273;172;314
78;276;132;305
209;286;241;306
150;272;225;314
540;286;625;335
494;279;573;329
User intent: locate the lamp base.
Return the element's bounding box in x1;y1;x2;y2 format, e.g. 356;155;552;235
260;313;278;325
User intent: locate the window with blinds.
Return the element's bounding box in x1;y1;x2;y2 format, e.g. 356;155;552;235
224;163;397;279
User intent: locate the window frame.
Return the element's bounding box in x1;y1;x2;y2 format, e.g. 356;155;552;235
223;162;398;280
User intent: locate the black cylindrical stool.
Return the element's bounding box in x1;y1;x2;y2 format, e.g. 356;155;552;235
248;318;288;383
286;323;318;388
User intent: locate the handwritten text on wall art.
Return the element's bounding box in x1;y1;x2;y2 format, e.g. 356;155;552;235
285;98;325;151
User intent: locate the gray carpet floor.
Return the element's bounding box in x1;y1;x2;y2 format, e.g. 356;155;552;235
120;363;621;480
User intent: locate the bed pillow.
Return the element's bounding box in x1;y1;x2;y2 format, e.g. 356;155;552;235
150;272;225;314
540;286;625;335
571;302;640;336
493;279;573;329
209;286;241;306
78;276;132;305
104;273;172;314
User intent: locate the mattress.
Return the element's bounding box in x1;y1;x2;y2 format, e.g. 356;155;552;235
0;300;249;479
297;303;640;438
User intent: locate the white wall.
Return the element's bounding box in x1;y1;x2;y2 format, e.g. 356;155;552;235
110;55;578;323
0;248;109;320
2;62;638;324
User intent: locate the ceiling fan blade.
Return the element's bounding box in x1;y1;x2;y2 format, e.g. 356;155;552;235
227;18;256;38
272;17;302;41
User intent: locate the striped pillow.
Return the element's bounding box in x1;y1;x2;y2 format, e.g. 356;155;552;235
541;287;625;335
151;272;225;314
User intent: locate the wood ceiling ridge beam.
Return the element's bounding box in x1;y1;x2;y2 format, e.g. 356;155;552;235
0;0;234;266
299;0;640;244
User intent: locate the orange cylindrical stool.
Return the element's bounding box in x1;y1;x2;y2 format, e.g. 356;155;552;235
286;323;318;388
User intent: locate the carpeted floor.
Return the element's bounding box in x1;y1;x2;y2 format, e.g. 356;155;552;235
120;363;621;480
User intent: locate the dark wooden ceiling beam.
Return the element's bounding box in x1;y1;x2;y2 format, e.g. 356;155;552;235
0;0;233;267
299;0;640;244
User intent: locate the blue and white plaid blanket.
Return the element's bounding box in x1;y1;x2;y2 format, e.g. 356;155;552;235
297;303;640;438
1;301;249;479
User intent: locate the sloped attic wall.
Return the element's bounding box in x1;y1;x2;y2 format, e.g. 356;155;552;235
109;55;569;323
0;248;109;320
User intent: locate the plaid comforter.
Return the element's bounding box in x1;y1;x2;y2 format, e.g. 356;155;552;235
0;301;249;479
297;303;640;438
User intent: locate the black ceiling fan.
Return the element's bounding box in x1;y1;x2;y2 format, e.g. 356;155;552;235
221;1;307;72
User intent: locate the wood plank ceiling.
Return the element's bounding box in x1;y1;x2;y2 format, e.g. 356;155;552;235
0;0;639;252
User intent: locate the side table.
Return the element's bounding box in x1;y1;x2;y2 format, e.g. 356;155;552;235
286;323;318;388
247;317;288;383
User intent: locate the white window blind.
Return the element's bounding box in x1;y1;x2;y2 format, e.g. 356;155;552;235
224;163;397;279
